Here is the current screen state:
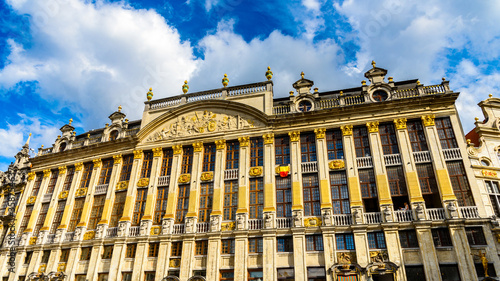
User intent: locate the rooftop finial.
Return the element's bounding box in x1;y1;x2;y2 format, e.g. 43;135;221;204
489;94;493;98
147;88;153;101
118;105;122;112
69;118;73;125
222;74;229;87
301;71;304;79
371;60;376;68
24;133;31;147
265;66;273;81
182;80;189;94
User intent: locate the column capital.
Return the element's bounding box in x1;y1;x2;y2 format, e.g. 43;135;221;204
288;131;300;142
43;169;51;178
113;154;123;163
75;162;84;171
393;118;407;130
340;125;353;136
314;128;326;139
215;139;226;150
58;166;67;175
152;147;163;157
133;149;144;159
263;133;274;144
238;136;250;147
93;158;102;168
366;121;379;133
27;172;36;181
421;114;435;126
172;144;183;155
192;142;204;152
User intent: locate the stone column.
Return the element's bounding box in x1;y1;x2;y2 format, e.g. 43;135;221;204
366;122;393;218
96;154;123;238
131;238;148;281
86;243;104;281
340;125;364;222
64;246;81;281
162;145;183;231
55;162;84;240
421;115;458;213
155;237;172;280
7;250;27;281
236;137;250;229
13;172;36;234
414;222;441;281
39;166;67;243
108;239;127;281
263;134;276;228
448;221;478;281
234;232;249;281
75;158;103;240
289;131;304;226
139;148;163;236
185;142;204;233
292;229;307;281
314;128;333;221
210;140;226;232
393;119;426;216
352;226;369;269
46;246;61;273
321;228;336;281
26;248;42;276
383;226;406;281
205;235;221;281
179;235;196;280
119;150;144;235
22;169;51;242
482;224;500;276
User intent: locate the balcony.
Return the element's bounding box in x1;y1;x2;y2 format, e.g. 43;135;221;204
129;226;140;237
224;169;239;180
459;206;480;219
46;234;55;244
442;148;462;161
42;193;52;203
157;175;170;187
173;224;185;234
426;208;446;220
356;156;373;168
383;154;402;166
94;184;108;195
248;219;263;230
196;222;210;233
301;162;318;173
106;227;118;238
364;212;382;224
276;217;292;228
332;214;352;226
63;232;74;242
394;210;413;222
413;151;432;163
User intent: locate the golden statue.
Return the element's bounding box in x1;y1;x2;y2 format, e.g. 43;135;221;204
472;251;489;277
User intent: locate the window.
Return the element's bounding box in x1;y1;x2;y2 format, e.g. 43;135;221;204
224;180;238;220
220;270;234;281
435;117;458;149
195;240;208;256
250;138;263;166
119;155;134;181
405;265;426;281
367;232;386;249
298;100;312;112
248;270;263;280
140;151;154;178
486;181;500;216
148;243;159;257
249;178;264;219
359;169;378;211
336;233;355;250
154;187;169;225
303;174;320;216
307;267;326;281
203;144;216;172
50;200;66;234
110;191;126;227
372;90;388;101
80;247;92;260
79;163;94;188
132;189;147;226
248;238;263;253
171;241;182;256
31;173;43;197
198;182;213;222
277;268;294;280
68;198;84;232
330;172;350;214
19;205;33;234
306;235;324;251
181;147;193;174
98;273;109;281
46;169;59;194
98;159;114;185
379;123;399;155
432;228;452;247
301;133;317;162
33;203;49;236
221;239;235;254
62;166;75;191
275;136;290;165
277;236;293;252
125;244;137;258
276;177;292;218
466;227;486;246
102;245;113;259
416;163;439;194
109;130;119;141
175;185;189;223
226;141;239;169
88;194;106;230
122;272;132;281
439;264;461;281
353;126;370;157
387;166;407;196
475;262;497;278
399;230;418;248
144;272;155;281
326;129;344;160
160;149;173;176
407;120;428;152
24;251;33;264
447;161;474;206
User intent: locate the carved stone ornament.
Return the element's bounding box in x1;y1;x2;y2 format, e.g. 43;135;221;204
236;213;247;230
415;202;425;220
139;221;148;236
178;174;191;183
57;263;67;272
200;172;213;181
293;210;303;227
95;225;104;239
146;111;255;142
340;125;353;136
421;114;435;127
27;172;36;181
75;188;87;197
137;178;149;187
304;217;322;227
75;162;84;171
329;160;345;170
467;146;478;157
29;237;37;245
26;196;36;205
394;118;407;130
150;226;160;235
172;144;183;154
38;264;46;273
446;201;458;218
383;206;393;222
43;169;51;178
116;180;129;191
370;251;389;263
118;221;128;237
74;227;82;241
58;166;67;175
210;215;221;232
54;229;63;243
288;131;300;142
221;222;235;231
314;128;326;139
93;158;102;168
169;258;181;268
338;252;356;264
215;139;226;150
185;217;195;233
133;149;143;159
58;191;68;200
162;218;173;235
366;121;379;133
264;212;274;229
152;147;163;157
113;154;122;164
238;136;250;147
322;209;332;226
83;230;95;240
192;142;203;152
263;133;274;144
249;166;263;177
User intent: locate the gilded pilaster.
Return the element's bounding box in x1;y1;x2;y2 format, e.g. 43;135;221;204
97;155;123;233
237;137;250;214
314;128;332;209
289;131;303;211
76;159;103;231
120;150;144;224
211;140;226;218
186;142;204;219
141;148;163;228
39;166;68;240
163;145;183;221
23;169;52;235
340;125;363;213
263;133;276;213
56;162;84;233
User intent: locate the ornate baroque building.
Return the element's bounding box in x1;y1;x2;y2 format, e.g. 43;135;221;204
1;63;498;281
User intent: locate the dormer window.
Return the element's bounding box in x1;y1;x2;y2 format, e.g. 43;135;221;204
372;90;388;102
59;142;66;152
298;100;312;112
109;130;119;141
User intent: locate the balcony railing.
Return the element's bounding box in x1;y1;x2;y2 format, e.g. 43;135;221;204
224;169;239;180
273;105;291;115
248;219;263;230
46;234;55;244
301;161;318;173
173;224;185;234
94;184;108;195
64;232;74;242
413;151;432;163
356;156;373;168
459;206;480;219
332;214;352;226
157;176;170;187
383;154;402;166
129;226;140;237
426;208;446;220
394;210;413;222
42;193;52;203
276;217;292;228
196;222;210;233
442;148;462;161
106;227;118;238
364;212;382;224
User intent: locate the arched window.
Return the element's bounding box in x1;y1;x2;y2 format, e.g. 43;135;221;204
59;142;67;152
109;130;119;141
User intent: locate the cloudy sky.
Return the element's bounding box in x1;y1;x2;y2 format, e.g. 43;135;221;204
0;0;499;170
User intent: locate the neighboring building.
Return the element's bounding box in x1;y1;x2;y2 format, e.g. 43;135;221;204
0;63;498;281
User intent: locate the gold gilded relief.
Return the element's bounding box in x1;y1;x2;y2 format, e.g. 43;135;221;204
178;174;191;184
27;172;36;181
83;231;95;240
58;166;67;175
27;196;36;205
192;142;204;152
394;118;407;130
329;160;345;170
116;181;129;191
249;167;263;177
137;178;149;187
263;133;274;144
200;172;214;181
340;125;353;136
314;128;326;139
113;154;123;164
215;140;226;150
75;162;84;171
366;121;379;133
172;145;183;155
288;131;300;142
93;158;102;168
133;149;144;159
238;136;250;147
43;169;51;178
304;217;322;227
58;191;68;200
75;188;87;197
221;222;235;231
421;114;435;127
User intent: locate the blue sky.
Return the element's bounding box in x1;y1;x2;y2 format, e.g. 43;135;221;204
0;0;500;170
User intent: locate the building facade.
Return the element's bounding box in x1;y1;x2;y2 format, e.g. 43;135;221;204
0;64;498;281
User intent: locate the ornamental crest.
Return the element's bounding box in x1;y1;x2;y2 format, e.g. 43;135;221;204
83;230;95;240
169;258;181;267
57;263;67;272
59;191;68;199
366;121;379;133
221;222;235;231
75;188;87;197
329;160;345;170
150;226;161;235
304;217;322;227
340;125;353;136
394;118;407;130
116;181;129;191
421;114;435;127
29;237;37;245
146;111;255;142
178;174;191;183
137;178;149;187
200;172;213;181
27;196;36;205
249;167;263;177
